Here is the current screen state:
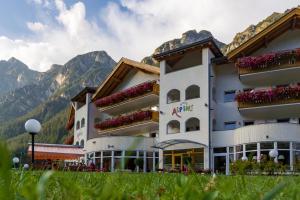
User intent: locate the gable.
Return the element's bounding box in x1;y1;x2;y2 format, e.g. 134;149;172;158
227;8;300;60
253;29;300;55
92;58;159;100
112;69;159;94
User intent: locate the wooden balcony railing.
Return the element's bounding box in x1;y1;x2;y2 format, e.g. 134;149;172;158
94;110;159;131
236;86;300;108
236;48;300;75
94;81;159;108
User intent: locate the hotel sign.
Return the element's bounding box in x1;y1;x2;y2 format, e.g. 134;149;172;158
171;102;194;118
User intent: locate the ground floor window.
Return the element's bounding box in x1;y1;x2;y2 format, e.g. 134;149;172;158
214;141;300;174
163;148;204;172
87;150;158;172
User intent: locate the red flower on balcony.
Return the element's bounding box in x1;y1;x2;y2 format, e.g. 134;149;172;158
236;48;300;71
236;86;300;105
94;110;153;130
94;81;156;107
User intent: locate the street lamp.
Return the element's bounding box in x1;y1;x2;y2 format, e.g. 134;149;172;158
269;149;278;163
25;119;41;167
12;157;19;169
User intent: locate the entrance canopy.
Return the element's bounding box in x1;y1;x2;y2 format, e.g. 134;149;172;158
28;143;84;161
152;139;207;150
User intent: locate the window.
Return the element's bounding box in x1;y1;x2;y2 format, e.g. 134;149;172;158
277;118;289;123
75;142;79;146
167;89;180;104
213;147;226;153
185;117;200;132
244;121;254;126
185;85;200;100
167;120;180;134
212;119;217;131
80;140;84;147
224;90;236;102
212;87;216;102
224;121;236;130
81;118;85;128
76;121;80;130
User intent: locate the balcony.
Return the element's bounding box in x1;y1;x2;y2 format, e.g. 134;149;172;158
236;48;300;85
236;86;300;118
94;81;159;115
94;110;159;136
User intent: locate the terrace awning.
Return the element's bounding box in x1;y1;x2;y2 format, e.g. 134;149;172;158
28;143;84;161
152;139;207;150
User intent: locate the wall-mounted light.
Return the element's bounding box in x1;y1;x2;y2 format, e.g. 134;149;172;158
108;145;114;149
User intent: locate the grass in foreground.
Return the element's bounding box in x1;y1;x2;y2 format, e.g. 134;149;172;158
1;142;300;200
5;171;300;200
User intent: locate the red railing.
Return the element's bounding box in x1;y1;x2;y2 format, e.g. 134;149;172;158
236;48;300;74
236;85;300;108
94;81;158;107
94;110;157;130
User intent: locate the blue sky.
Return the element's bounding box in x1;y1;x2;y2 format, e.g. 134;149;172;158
0;0;299;71
0;0;116;38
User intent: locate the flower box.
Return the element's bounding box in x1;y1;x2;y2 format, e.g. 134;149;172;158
236;86;300;108
94;110;156;130
236;48;300;74
95;81;158;107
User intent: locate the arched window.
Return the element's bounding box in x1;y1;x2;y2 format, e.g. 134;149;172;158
80;140;84;147
185;85;200;100
167;89;180;104
76;121;80;130
167;120;180;134
186;117;200;132
81;118;85;128
76;142;79;146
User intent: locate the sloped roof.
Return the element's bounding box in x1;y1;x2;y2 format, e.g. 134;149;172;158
28;143;83;160
92;57;160;100
71;87;97;103
153;37;223;61
227;7;300;60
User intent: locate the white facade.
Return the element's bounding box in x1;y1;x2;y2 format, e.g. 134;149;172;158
70;16;300;174
154;29;300;174
71;62;160;172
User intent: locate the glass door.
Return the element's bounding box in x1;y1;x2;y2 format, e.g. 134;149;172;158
214;154;229;175
173;155;182;171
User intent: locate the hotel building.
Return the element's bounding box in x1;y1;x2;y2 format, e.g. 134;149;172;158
67;8;300;174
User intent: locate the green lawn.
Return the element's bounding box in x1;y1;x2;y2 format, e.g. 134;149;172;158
4;171;300;200
0;142;300;200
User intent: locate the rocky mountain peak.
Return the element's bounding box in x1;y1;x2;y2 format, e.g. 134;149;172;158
142;29;225;66
222;10;288;55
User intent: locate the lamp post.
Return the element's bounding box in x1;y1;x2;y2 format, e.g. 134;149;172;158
12;157;19;169
269;149;278;163
25;119;41;168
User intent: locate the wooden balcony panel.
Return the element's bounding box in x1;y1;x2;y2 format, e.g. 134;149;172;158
99;90;159;115
95;111;159;136
238;60;300;75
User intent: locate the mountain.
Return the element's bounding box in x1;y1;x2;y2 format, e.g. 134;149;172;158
0;51;116;152
142;30;225;65
221;12;285;55
0;57;41;95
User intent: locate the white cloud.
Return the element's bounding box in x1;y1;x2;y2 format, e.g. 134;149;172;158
0;0;299;71
27;22;47;32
